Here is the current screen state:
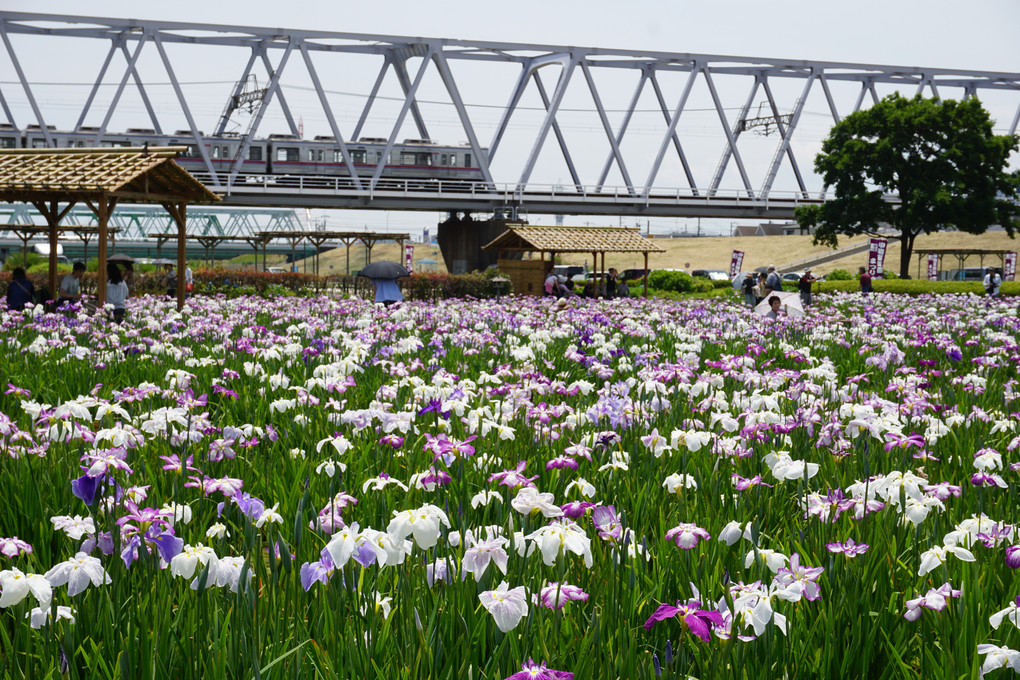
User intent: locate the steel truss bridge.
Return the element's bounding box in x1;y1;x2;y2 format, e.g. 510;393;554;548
1;12;1019;222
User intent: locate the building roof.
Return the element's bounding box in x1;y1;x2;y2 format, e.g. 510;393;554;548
483;225;664;254
0;146;220;203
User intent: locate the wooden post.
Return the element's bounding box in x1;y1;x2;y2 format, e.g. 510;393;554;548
97;197;109;308
176;203;187;311
47;201;58;302
643;251;649;297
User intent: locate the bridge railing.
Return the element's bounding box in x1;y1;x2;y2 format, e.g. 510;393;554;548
189;172;838;205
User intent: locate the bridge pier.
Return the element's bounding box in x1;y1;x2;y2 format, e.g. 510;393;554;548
436;213;511;274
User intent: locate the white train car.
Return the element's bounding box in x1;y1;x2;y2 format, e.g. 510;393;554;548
16;126;485;184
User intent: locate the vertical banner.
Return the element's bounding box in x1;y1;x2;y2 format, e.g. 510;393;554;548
404;244;414;274
1005;251;1017;281
927;253;939;281
868;238;888;277
730;250;744;277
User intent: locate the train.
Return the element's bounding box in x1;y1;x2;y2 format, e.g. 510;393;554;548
1;123;486;182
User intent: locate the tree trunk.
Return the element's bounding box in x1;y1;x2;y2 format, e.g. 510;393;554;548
899;230;917;278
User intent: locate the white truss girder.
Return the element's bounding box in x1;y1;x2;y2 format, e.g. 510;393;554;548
0;11;1017;213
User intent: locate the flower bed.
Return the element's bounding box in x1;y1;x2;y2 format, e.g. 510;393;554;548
0;292;1018;679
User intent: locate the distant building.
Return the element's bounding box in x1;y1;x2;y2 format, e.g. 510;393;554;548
732;221;812;237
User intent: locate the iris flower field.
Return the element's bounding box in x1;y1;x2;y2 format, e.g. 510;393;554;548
1;291;1019;679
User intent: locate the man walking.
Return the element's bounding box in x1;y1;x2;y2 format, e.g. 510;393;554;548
798;269;817;306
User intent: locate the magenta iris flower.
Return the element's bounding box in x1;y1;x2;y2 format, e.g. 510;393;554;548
826;538;870;557
665;523;710;549
643;600;724;642
504;659;573;679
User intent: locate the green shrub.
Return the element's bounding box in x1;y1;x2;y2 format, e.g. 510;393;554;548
646;270;717;295
2;252;44;271
826;269;853;281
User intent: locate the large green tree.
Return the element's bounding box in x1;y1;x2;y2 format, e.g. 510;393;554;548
795;93;1019;277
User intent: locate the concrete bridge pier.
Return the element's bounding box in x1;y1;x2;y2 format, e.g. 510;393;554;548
436;213;510;274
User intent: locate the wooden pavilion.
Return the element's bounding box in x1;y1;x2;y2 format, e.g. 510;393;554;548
483;224;665;296
0;147;218;310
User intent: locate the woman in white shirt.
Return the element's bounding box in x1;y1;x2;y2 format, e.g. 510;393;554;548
106;263;129;323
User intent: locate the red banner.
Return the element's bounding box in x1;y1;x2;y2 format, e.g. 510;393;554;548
868;238;888;278
404;244;414;274
1006;251;1017;281
730;250;744;277
927;253;939;281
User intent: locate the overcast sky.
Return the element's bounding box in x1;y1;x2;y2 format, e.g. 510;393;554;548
3;1;1019;236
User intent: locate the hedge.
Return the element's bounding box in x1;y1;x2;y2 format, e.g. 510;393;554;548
816;279;1020;296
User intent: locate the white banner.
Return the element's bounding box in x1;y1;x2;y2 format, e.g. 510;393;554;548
1005;251;1017;281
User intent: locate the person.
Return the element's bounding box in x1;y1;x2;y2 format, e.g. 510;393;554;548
765;295;783;320
372;278;402;306
184;265;194;294
544;268;558;296
605;268;619;299
983;267;1002;297
59;261;86;303
741;272;757;309
161;263;177;297
615;277;630;298
756;272;768;304
798;269;817;306
106;262;129;323
764;265;782;296
6;267;35;311
859;266;873;295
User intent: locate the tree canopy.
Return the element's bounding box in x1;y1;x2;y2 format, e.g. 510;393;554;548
795;94;1019;277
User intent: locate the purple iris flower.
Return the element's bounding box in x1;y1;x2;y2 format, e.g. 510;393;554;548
1005;545;1020;569
71;473;102;505
592;505;624;541
826;538;870;557
504;659;573;680
560;501;595;519
300;560;333;591
643;600;724;642
233;491;266;520
81;531;115;556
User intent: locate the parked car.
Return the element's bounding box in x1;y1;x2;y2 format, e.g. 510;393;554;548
949;267;1002;282
781;272;803;283
552;264;584;280
691;269;731;282
619;268;650;281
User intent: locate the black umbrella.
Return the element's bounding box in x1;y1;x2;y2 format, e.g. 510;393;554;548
107;254;135;263
357;260;410;279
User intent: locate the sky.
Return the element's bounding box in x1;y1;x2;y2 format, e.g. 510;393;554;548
2;0;1019;237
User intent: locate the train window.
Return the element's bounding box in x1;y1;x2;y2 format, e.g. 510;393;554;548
440;154;447;166
186;145;199;157
277;147;299;162
376;152;384;163
351;150;365;163
212;146;220;159
309;149;323;162
464;153;471;167
32;139;49;148
248;146;262;161
449;154;458;167
400;152;416;165
221;146;230;159
0;137;16;148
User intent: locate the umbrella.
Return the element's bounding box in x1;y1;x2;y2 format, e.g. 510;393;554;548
107;253;135;263
357;260;410;279
754;291;805;318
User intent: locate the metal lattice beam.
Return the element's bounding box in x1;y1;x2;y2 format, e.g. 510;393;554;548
0;11;1016;214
